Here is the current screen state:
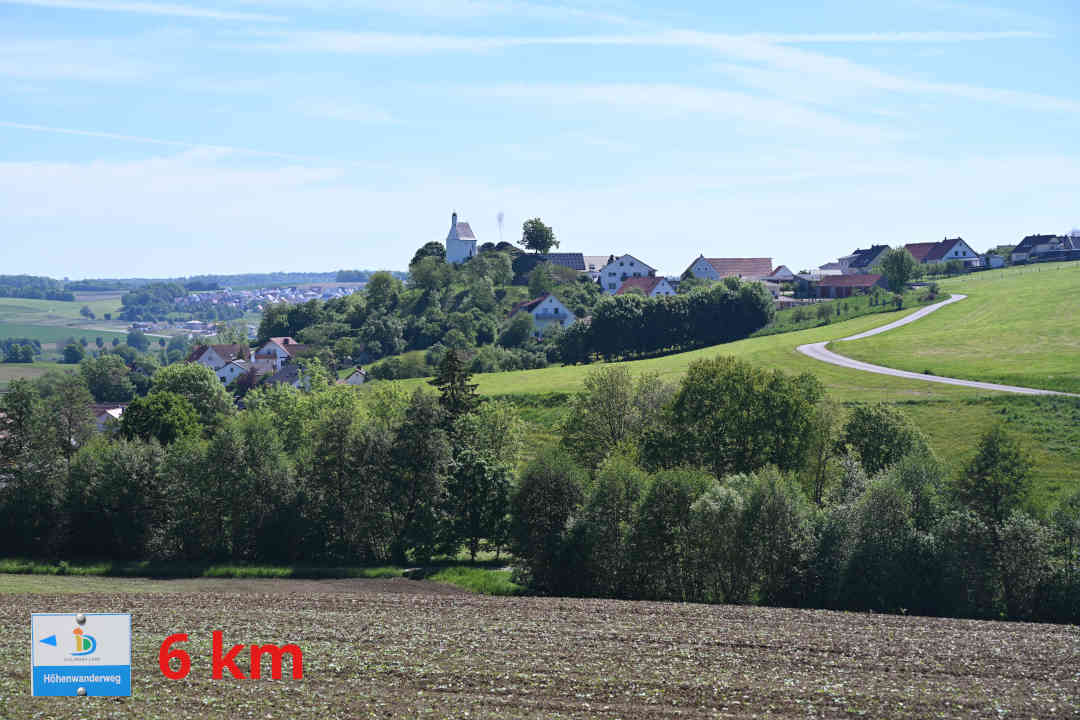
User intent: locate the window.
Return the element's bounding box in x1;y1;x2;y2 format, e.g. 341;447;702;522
554;307;559;314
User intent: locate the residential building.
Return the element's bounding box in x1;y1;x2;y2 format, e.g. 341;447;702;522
186;344;247;371
764;265;797;282
814;274;888;299
598;254;657;293
583;255;612;280
253;337;309;372
986;254;1006;269
545;253;586;272
509;293;576;336
445;212;477;264
215;359;252;386
1011;234;1080;263
684;256;773;282
615;276;677;297
341;367;368;386
904;237;980;266
90;404;126;431
838;245;889;274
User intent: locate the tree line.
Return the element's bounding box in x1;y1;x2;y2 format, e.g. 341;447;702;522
557;279;776;363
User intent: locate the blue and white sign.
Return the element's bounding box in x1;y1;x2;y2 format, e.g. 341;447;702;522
31;613;131;696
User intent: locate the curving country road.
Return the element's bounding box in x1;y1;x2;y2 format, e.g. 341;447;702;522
796;294;1078;397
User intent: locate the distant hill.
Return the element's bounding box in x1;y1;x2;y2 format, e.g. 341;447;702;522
44;270;409;294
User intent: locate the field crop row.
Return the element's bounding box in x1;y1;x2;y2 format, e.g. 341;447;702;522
2;578;1077;718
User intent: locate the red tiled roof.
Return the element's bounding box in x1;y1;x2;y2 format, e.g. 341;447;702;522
186;344;245;364
615;277;664;295
816;273;884;287
509;293;551;317
705;258;773;278
904;242;938;263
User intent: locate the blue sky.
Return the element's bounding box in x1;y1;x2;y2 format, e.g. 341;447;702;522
2;0;1078;278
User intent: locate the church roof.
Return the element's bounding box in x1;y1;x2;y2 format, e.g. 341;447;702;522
453;222;476;240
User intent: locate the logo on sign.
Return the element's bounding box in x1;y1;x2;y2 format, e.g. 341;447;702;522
72;628;97;656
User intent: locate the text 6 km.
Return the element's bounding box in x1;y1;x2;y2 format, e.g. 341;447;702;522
158;632;303;680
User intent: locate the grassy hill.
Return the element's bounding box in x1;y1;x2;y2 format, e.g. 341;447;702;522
391;263;1080;507
833;262;1080;393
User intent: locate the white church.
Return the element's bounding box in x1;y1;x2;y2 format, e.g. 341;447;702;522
445;212;477;264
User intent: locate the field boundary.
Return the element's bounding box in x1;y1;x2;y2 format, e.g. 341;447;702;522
797;294;1080;397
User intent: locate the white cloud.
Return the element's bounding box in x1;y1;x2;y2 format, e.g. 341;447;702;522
0;0;285;21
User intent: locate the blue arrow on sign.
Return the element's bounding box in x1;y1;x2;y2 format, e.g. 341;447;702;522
39;635;57;647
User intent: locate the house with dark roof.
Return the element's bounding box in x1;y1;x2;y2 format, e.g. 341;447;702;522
544;253;586;272
904;237;980;266
509;293;576;336
598;254;657;293
615;276;676;297
684;256;773;283
1011;234;1080;263
814;273;888;298
838;245;889;274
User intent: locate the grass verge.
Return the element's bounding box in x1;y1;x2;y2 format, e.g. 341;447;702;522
0;558;402;580
424;566;523;596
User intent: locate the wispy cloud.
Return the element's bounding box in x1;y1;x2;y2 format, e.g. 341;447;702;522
252;28;1077;113
296;100;393;124
481;83;898;143
0;120;355;164
237;0;636;25
0;0;286;22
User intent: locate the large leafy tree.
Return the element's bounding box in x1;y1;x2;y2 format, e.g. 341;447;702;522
80;354;135;403
120;391;200;445
843;403;930;475
410;241;446;266
519;217;558;254
150;362;234;427
876;246;922;292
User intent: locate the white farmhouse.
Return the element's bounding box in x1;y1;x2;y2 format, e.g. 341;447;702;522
445;212;478;264
615;276;677;297
684;256;773;282
598;254;657;294
509;293;576;337
253;337;309;373
216;359;252;385
186;344;247;371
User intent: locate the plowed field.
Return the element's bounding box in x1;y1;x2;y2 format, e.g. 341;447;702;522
1;578;1077;719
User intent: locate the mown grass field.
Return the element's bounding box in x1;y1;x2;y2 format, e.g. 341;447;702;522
0;294;125;327
1;577;1076;719
389;264;1080;504
0;361;70;391
834;262;1080;393
0;322;127;346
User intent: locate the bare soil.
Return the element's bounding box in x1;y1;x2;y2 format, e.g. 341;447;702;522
2;578;1077;719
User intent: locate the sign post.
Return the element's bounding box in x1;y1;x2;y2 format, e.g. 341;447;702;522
31;613;132;697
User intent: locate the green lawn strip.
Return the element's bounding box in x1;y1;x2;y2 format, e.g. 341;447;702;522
392;307;997;402
0;322;127;344
0;361;69;389
423;566;522;596
833;262;1080;394
0;558;402;581
752;288;938;338
0;295;124;326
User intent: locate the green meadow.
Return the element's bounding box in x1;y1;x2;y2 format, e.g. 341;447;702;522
0;361;70;391
832;262;1080;394
390;263;1080;506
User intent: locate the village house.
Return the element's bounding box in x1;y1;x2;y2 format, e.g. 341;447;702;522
1011;233;1080;264
341;367;368;386
90;403;126;431
252;337;309;373
763;265;797;282
814;274;888;299
583;255;612;281
598;254;657;293
509;293;576;336
544;253;586;272
684;256;773;282
904;237;981;267
186;344;247;371
838;245;889;274
615;276;677;297
215;359;253;386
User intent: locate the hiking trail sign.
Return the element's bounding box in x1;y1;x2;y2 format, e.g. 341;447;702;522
31;613;132;696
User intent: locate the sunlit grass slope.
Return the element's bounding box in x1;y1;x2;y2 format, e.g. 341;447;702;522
834;262;1080;393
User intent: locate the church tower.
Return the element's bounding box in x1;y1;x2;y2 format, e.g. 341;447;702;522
445;212;477;264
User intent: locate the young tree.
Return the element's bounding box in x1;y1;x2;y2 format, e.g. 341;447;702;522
62;342;85;364
877;247;922;292
429;348;480;423
46;373;95;472
126;329;151;351
519;217;558;254
842;403;930;475
442;446;512;561
498;312;534;348
954;424;1032;527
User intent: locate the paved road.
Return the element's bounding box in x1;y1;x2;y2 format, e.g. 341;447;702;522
796;294;1079;397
